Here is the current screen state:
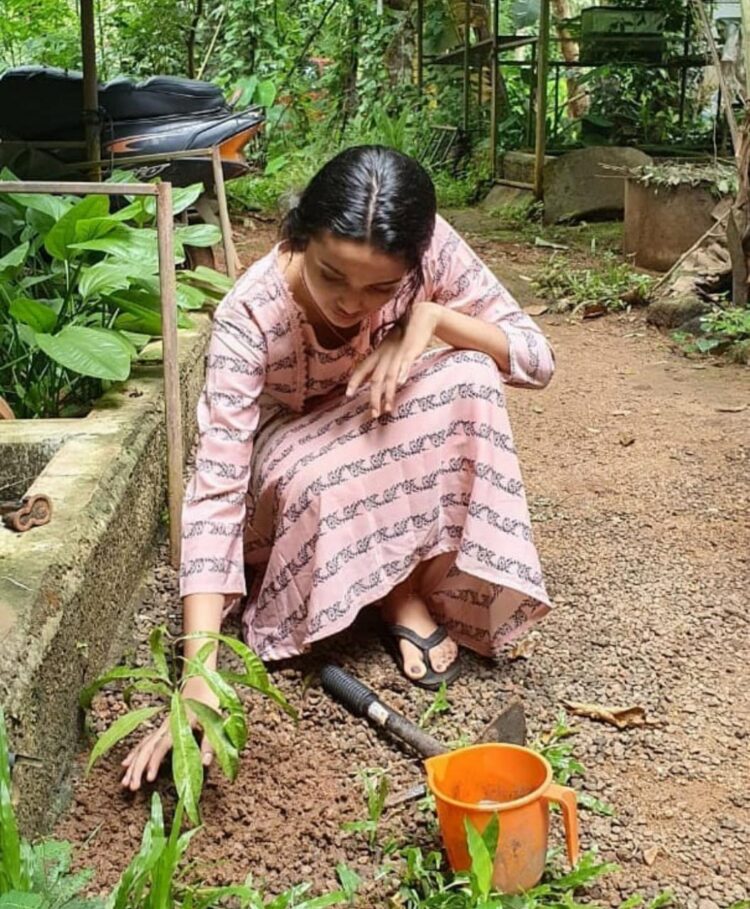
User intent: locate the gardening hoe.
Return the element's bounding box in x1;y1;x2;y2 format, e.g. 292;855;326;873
320;664;526;806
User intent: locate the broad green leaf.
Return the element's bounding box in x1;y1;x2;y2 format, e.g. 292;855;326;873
36;326;132;381
84;327;138;361
265;155;288;176
79;262;133;300
0;712;24;893
9;298;57;333
70;226;165;268
80;665;167;708
175;223;221;248
143;183;204;218
169;691;204;825
184;657;247;751
179;266;234;292
257;79;278;108
107;289;193;335
45;195;109;261
5;192;70;222
86;706;162;772
183;699;240;781
74;215;121;244
176;282;207;311
0;241;29;275
0;894;45;909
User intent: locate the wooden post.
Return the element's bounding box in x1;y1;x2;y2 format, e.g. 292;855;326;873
155;182;184;569
741;0;750;99
463;0;471;134
490;0;500;179
211;146;239;280
79;0;101;181
533;0;550;200
692;0;739;153
416;0;424;97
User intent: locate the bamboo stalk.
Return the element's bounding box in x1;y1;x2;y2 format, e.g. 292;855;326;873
211;146;239;280
156;182;184;569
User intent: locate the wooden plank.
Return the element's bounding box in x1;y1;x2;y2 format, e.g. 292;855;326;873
534;0;551;199
155;182;184;569
0;180;157;196
79;0;101;180
212;146;239;280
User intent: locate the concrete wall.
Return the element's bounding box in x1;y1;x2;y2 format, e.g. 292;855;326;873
0;316;211;833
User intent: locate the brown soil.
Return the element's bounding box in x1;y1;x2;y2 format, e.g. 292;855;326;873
55;212;750;909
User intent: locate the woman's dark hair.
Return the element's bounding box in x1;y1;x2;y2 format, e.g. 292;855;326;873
280;145;437;307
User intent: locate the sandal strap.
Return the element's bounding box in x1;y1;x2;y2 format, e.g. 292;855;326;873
387;623;449;655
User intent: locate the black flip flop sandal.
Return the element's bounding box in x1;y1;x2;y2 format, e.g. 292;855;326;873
385;623;461;690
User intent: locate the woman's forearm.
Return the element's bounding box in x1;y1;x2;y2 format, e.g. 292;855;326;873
432;305;511;374
182;593;226;672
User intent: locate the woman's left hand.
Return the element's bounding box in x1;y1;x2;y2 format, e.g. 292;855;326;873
347;302;442;418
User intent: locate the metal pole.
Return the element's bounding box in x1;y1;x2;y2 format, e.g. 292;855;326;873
211;146;239;280
155;182;184;569
80;0;101;181
463;0;471;133
490;0;500;179
416;0;424;97
533;0;550;199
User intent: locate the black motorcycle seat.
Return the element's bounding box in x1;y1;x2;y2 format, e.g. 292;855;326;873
0;67;229;140
101;75;228;120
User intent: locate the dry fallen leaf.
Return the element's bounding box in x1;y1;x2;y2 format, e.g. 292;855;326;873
563;701;648;729
618;433;636;447
508;633;540;661
715;404;747;413
532;405;544;414
524;303;549;316
582;303;607;319
643;846;660;867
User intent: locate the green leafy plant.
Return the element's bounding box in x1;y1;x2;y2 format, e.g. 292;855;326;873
535;713;614;817
80;627;296;825
0;708;104;909
0;172;230;417
342;767;390;850
532;254;652;314
419;683;452;729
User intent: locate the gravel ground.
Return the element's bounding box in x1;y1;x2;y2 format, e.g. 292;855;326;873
55;215;750;908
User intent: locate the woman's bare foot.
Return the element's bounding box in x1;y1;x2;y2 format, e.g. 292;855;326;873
382;591;458;682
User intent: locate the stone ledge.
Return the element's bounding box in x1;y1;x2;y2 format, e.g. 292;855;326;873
0;314;211;832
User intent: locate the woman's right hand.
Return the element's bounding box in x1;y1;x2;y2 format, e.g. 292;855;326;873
120;677;219;791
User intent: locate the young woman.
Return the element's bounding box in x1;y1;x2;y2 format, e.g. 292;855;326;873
122;145;555;789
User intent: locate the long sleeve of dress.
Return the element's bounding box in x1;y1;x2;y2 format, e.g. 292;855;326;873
424;216;555;389
179;297;267;598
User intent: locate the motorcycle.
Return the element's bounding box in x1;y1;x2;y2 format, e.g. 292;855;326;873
0;66;265;188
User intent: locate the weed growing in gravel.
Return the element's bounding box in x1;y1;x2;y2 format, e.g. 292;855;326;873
419;685;452;730
532;254;652;315
80;626;296;824
342;768;390;850
535;713;614;817
672;306;750;363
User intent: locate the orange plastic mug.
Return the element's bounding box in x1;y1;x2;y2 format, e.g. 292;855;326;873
425;743;580;893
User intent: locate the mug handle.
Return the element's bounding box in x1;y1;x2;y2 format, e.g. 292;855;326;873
544;783;580;867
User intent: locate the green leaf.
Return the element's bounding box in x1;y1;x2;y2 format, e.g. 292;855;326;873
183;699;239;781
176;282;207;311
179;266;234;293
106;288;192;335
256;79;278;108
79;262;134;300
44;195;109;260
0;241;29;275
71;226;164;268
36;326;132;381
148;626;171;681
87;706;163;772
335;863;361;902
465;816;496;900
9;298;57;333
5;192;70;223
0;894;45;909
75;216;121;244
142;183;204;219
175;224;221;249
264;155;288;176
80;665;167;709
0;712;25;893
183;657;248;751
169;692;204;825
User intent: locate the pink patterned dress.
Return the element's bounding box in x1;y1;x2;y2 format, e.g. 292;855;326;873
180;216;555;661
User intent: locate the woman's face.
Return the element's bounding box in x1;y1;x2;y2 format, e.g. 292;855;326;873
301;231;408;328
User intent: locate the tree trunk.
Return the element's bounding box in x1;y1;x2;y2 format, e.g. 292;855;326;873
550;0;587;119
186;0;204;79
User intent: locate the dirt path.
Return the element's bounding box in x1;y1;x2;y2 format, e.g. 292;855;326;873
56;214;750;908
